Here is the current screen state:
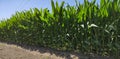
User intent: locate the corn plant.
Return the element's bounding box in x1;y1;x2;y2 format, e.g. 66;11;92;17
0;0;119;58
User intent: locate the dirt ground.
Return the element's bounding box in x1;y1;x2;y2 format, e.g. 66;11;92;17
0;42;115;59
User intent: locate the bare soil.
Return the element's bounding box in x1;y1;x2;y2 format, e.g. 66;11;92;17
0;42;115;59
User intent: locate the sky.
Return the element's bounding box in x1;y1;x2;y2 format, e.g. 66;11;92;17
0;0;100;20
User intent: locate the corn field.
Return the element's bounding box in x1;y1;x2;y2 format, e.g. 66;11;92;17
0;0;120;58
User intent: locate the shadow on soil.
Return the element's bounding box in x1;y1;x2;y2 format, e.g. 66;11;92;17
0;41;116;59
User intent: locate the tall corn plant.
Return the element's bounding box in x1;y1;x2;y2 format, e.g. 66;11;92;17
0;0;119;58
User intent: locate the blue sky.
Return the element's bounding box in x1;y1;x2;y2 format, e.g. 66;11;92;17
0;0;100;20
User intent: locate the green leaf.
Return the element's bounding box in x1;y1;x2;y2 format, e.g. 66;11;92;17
51;0;55;13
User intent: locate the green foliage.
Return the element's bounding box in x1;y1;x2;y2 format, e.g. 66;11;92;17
0;0;120;57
